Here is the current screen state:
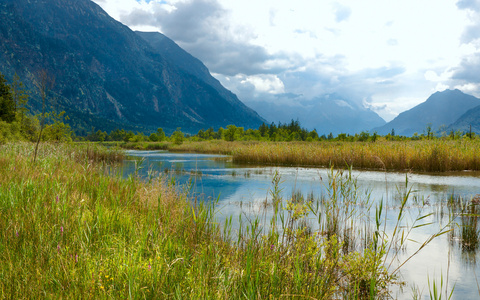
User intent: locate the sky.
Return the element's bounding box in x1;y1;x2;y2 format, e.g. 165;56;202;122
92;0;480;121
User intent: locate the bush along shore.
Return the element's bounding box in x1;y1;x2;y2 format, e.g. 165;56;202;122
0;142;452;299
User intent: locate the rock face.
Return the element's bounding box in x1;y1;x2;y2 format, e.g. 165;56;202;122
0;0;264;134
372;89;480;136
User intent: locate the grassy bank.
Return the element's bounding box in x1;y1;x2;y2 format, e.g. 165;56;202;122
0;142;444;299
167;139;480;172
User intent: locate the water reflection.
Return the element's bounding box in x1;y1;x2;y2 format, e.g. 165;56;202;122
121;150;480;299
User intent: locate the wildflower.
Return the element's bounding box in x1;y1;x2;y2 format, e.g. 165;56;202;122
148;264;151;270
56;196;59;203
61;226;64;235
15;231;19;237
57;244;61;253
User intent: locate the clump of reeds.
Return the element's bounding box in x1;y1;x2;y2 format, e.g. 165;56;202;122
448;194;480;255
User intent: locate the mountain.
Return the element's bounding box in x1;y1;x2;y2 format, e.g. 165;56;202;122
0;0;264;134
447;104;480;134
246;94;386;135
372;89;480;136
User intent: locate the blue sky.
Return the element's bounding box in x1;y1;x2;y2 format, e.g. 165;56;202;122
93;0;480;121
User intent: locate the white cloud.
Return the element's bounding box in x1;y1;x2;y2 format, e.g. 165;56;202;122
333;3;352;23
243;74;285;94
92;0;479;118
455;83;480;95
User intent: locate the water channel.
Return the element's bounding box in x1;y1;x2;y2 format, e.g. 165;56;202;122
120;150;480;299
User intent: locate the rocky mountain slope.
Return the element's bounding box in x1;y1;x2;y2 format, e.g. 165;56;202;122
0;0;264;134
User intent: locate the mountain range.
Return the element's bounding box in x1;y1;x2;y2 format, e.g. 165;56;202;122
0;0;264;134
246;95;386;135
373;89;480;136
1;0;479;137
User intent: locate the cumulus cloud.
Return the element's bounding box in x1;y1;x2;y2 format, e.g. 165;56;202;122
120;0;289;76
457;0;480;43
333;3;352;22
453;53;480;83
456;0;480;11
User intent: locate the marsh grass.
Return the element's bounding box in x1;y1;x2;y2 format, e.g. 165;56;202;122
167;140;480;172
0;142;451;299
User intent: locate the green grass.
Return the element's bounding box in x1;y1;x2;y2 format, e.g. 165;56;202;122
0;142;448;299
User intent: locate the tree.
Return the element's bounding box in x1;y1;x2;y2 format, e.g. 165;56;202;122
123;131;134;142
425;123;432;140
224;125;238;141
197;129;205;140
109;129;126;141
171;128;185;145
357;131;370;142
308;129;319;141
205;127;214;139
43;111;72;142
11;73;29;122
0;72;15;123
259;122;268;137
149;133;159;142
156;128;166;141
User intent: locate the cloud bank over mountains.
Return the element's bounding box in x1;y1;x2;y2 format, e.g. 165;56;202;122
93;0;480;122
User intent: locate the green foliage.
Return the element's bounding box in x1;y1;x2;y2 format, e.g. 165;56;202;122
129;132;147;143
0;120;23;144
171;128;185;145
149;132;159;141
223;124;239;141
156;128;166;141
11;73;29;121
87;129;108;142
0;72;15;123
42;111;73;142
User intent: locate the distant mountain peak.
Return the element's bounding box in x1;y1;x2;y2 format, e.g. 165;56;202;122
246;94;386;135
372;89;480;136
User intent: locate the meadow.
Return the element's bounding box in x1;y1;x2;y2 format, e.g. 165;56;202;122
0;142;454;299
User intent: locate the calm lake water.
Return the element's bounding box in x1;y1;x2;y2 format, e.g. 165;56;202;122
120;150;480;299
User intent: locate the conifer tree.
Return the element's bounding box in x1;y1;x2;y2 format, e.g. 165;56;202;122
0;72;15;123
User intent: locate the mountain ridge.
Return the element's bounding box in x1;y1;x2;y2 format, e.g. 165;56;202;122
447;103;480;134
372;89;480;136
0;0;265;134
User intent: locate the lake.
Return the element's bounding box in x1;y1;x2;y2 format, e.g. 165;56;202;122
120;150;480;299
